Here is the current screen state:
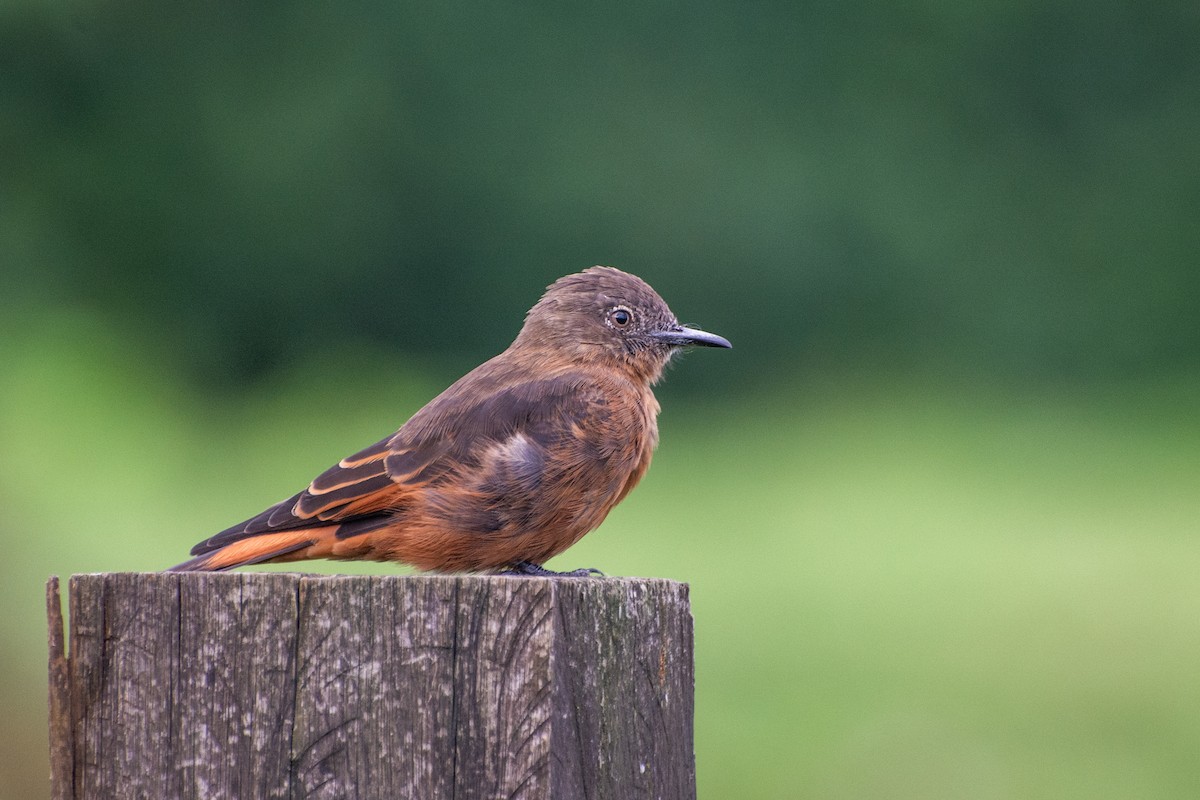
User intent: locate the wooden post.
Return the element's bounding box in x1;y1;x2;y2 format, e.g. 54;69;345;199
47;572;695;800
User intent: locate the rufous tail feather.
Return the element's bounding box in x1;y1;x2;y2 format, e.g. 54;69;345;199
167;527;343;572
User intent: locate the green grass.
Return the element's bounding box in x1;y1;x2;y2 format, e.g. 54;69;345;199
2;314;1198;798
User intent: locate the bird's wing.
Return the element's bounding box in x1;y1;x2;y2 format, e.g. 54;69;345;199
388;372;612;468
189;374;614;558
188;432;407;556
390;374;636;541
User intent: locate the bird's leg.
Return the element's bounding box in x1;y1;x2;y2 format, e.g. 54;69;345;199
502;560;604;578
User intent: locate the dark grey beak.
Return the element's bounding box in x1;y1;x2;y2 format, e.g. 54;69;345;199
653;325;732;349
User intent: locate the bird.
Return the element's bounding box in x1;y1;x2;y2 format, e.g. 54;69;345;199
169;266;730;576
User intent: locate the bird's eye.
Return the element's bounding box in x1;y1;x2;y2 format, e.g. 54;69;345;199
609;307;633;327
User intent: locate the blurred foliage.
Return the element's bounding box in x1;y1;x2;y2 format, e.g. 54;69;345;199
2;1;1199;798
3;0;1199;386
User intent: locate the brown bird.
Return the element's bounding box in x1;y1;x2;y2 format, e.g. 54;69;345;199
170;266;730;576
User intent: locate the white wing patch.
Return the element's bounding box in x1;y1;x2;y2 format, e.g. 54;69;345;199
489;432;545;488
494;432;536;465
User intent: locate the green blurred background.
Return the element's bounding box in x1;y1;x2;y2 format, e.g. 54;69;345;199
3;1;1199;797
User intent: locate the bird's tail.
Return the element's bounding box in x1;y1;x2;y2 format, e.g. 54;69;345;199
167;526;348;572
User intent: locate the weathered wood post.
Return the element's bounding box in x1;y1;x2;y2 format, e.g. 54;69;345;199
47;573;695;800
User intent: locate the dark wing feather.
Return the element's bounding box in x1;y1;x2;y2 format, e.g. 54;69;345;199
387;373;608;480
192;371;615;557
191;434;400;555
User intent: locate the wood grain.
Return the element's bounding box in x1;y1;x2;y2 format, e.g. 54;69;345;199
48;573;694;799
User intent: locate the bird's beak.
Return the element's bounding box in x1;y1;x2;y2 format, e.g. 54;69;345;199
653;325;732;349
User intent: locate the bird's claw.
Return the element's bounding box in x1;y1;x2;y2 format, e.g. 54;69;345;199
501;561;604;578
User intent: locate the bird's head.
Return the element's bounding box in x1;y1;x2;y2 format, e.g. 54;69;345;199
514;266;731;383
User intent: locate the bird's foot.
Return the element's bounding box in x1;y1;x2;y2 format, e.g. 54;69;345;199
501;561;604;578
